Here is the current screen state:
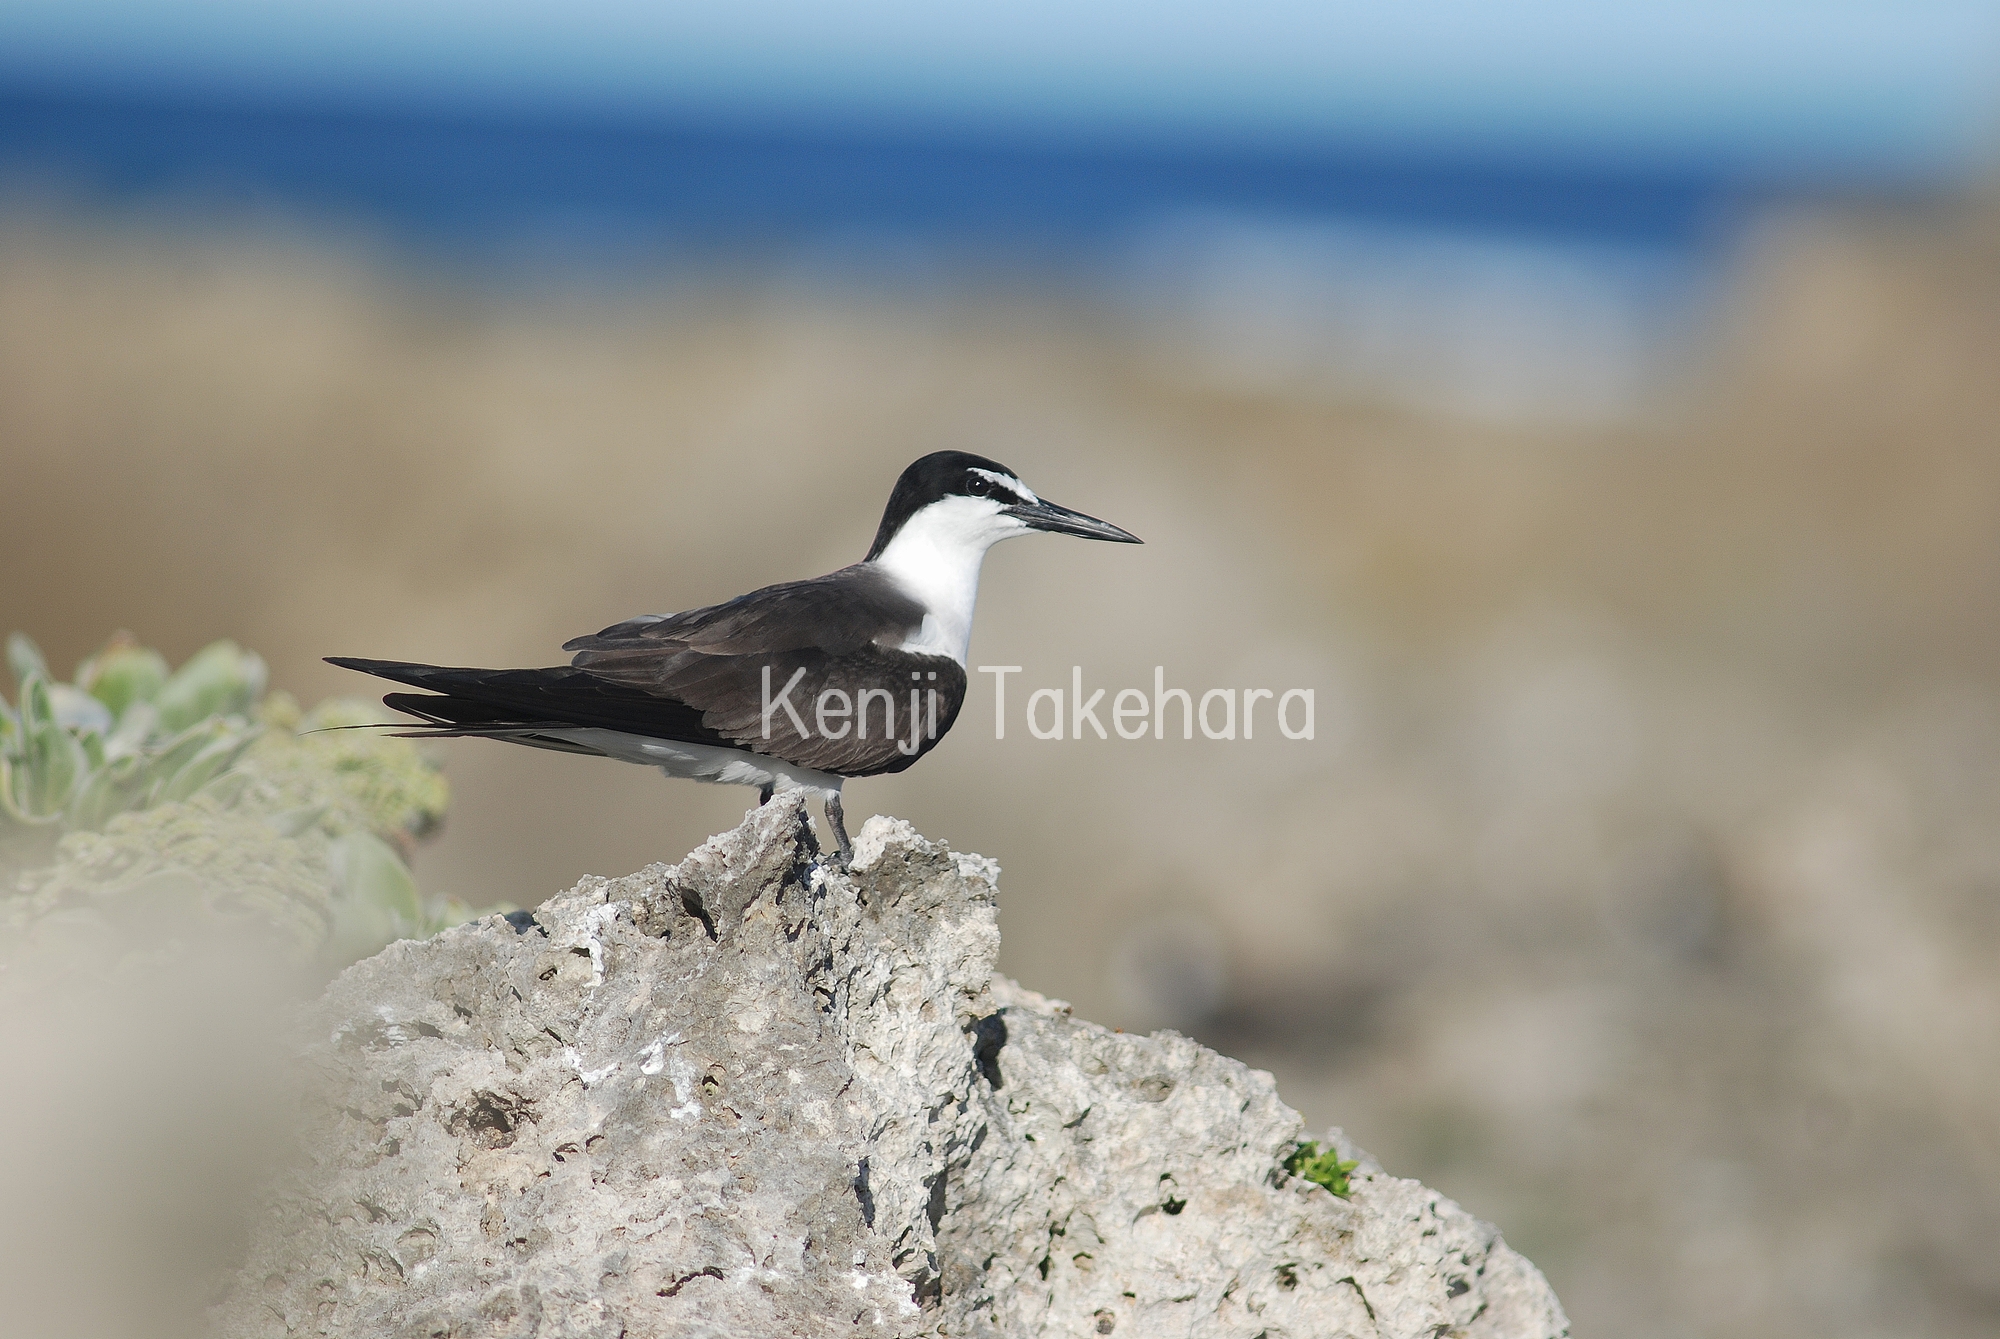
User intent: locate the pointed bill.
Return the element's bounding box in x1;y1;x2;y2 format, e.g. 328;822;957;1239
1004;498;1143;544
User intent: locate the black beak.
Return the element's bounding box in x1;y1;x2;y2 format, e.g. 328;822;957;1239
1006;498;1144;544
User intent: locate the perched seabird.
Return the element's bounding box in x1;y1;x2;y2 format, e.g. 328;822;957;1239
329;451;1141;862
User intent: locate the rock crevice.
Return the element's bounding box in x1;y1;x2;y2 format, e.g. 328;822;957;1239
219;797;1568;1338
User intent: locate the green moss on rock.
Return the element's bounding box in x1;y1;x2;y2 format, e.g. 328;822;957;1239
1283;1140;1360;1198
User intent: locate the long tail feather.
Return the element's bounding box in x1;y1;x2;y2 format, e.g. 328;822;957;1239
323;656;729;749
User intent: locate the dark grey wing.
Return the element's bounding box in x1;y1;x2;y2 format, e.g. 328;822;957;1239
563;565;922;659
577;613;669;643
674;646;966;776
564;566;967;775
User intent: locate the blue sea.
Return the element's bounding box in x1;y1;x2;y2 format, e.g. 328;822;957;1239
0;83;1846;414
0;85;1766;266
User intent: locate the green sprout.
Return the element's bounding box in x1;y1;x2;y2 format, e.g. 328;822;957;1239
3;630;500;965
1283;1141;1360;1198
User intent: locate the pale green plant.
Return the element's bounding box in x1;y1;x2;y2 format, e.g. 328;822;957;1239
2;631;499;965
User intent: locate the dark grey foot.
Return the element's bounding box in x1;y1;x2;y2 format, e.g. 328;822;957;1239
824;793;854;869
758;783;774;806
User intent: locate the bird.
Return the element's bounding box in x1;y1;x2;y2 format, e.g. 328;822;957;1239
329;451;1141;863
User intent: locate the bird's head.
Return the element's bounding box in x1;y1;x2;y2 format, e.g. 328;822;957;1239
865;450;1142;562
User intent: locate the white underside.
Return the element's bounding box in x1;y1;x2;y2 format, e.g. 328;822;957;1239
550;728;845;797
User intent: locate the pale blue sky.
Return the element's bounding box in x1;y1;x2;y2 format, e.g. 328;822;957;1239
3;1;1996;170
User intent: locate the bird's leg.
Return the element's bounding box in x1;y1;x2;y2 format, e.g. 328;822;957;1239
758;782;774;807
824;793;853;869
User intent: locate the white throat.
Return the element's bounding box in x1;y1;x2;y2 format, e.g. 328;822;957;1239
870;495;1026;664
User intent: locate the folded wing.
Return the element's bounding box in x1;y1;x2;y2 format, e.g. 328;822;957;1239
332;566;969;777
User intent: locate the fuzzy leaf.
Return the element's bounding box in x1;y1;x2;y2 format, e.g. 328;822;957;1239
77;639;171;719
7;632;48;689
154;641;269;733
17;674;56;734
330;829;421;919
136;719;251;800
4;716;88;820
49;683;114;736
76;728;106;771
327;829;424;963
153;731;258;804
195;770;255;809
103;701;158;760
66;753;148;830
137;723;225;799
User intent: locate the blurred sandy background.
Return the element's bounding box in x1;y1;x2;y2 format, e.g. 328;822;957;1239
7;194;2000;1336
7;4;2000;1334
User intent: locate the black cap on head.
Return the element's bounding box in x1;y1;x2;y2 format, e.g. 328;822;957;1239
865;451;1142;559
865;451;1027;559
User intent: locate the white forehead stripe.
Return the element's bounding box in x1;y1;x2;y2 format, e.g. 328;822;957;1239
971;468;1037;504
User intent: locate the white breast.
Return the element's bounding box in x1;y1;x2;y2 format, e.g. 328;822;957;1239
868;494;1029;665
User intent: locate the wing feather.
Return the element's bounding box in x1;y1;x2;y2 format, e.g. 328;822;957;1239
331;565;969;778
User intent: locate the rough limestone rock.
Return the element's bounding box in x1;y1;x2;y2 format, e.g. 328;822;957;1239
219;797;1568;1338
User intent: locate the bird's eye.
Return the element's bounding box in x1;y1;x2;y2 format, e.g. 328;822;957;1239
966;476;990;495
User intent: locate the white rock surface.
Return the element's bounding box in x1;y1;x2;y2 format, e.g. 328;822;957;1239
217;796;1568;1338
